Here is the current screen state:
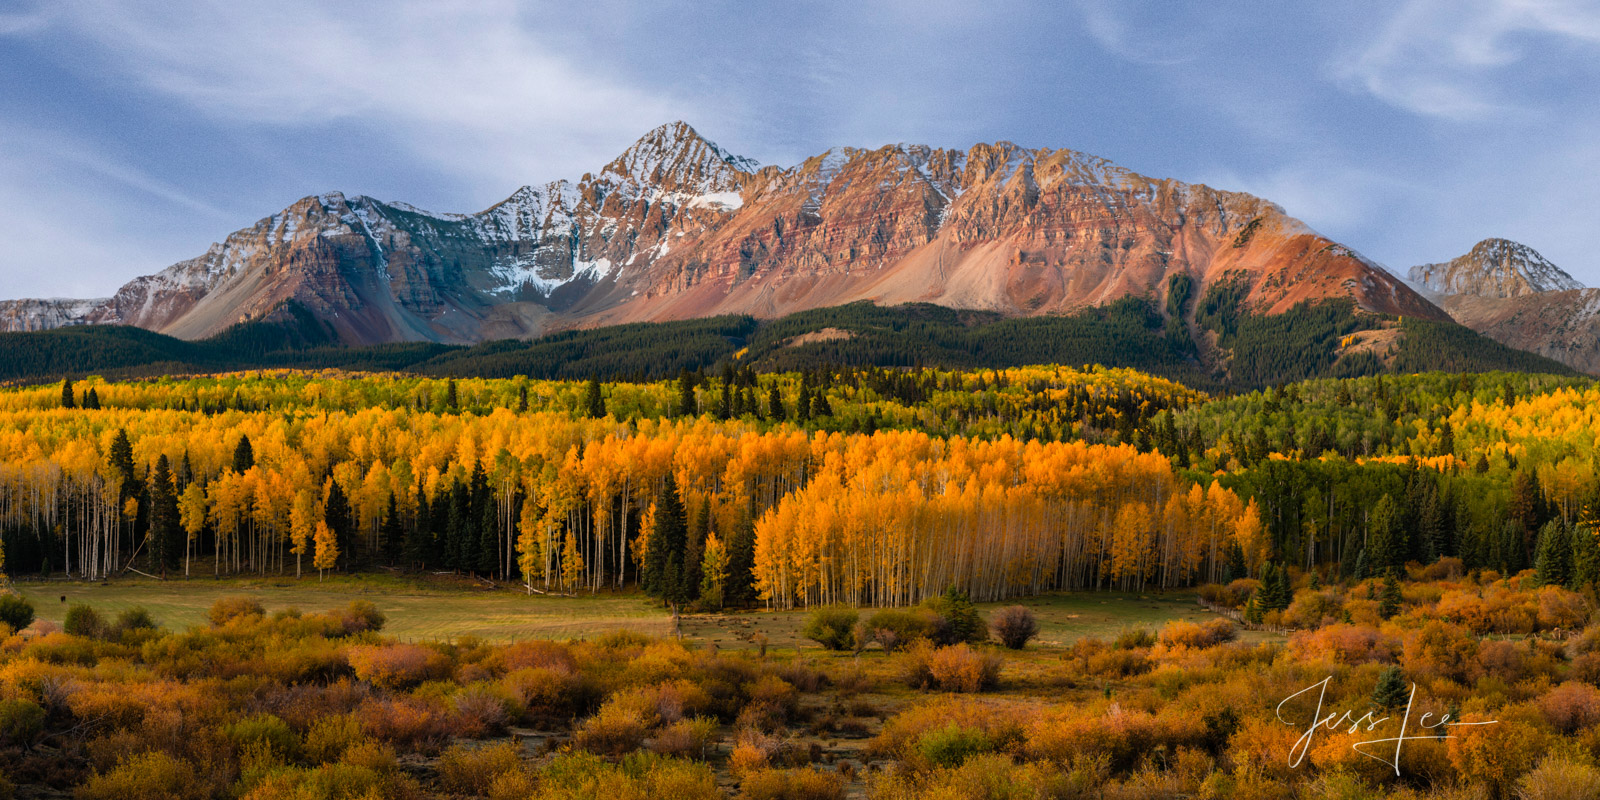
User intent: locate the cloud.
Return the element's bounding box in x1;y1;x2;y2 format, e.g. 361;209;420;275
1071;0;1206;66
42;0;689;186
1338;0;1600;119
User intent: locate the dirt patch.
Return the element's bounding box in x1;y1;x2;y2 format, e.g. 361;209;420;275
782;327;854;348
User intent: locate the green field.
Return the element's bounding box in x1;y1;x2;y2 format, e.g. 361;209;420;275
13;575;1262;648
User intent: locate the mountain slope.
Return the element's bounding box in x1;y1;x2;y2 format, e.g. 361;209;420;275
1;121;1447;345
1407;239;1600;374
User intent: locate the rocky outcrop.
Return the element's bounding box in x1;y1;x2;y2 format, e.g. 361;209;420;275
1;121;1448;345
1408;239;1600;374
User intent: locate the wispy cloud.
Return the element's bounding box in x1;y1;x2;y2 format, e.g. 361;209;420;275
43;0;689;186
1337;0;1600;119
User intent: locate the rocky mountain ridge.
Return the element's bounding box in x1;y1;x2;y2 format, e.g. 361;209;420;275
1;121;1447;345
1407;239;1600;374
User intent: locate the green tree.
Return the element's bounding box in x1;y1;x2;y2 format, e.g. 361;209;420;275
232;434;254;474
381;493;403;566
61;379;74;409
148;454;180;577
722;509;757;608
83;387;101;409
767;385;786;421
324;479;353;571
1378;571;1402;620
676;369;697;418
644;473;689;615
1369;494;1405;570
1372;666;1408;710
1534;519;1572;587
583;377;606;419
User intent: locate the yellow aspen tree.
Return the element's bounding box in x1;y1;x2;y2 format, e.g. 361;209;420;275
517;498;543;594
313;520;339;581
559;530;584;595
178;483;207;577
289;488;317;579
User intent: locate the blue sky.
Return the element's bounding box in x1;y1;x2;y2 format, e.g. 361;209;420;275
2;0;1598;298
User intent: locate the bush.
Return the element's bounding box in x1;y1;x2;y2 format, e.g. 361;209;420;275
226;713;300;760
1517;754;1600;800
0;594;34;632
437;740;523;795
858;608;939;652
916;723;996;767
208;596;265;626
904;642;1002;692
801;607;858;651
1538;682;1600;734
304;714;367;763
1113;627;1155;649
347;644;451;689
334;600;386;635
114;606;158;634
574;703;649;756
0;699;45;747
651;716;718;759
63;603;105;638
78;751;205;800
738;767;844;800
990;606;1039;649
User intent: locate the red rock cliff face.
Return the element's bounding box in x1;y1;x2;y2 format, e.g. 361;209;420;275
0;121;1447;344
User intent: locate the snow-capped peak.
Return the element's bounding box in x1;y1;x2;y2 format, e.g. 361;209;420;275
1408;238;1584;299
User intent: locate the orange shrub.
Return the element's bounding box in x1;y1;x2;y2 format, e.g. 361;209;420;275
650;716;718;759
1158;619;1237;650
1447;714;1546;797
77;751;206;800
902;643;1001;692
1538;682;1600;733
487;639;576;674
1282;590;1343;629
738;767;843;800
346;644;451;689
574;702;648;756
1535;586;1592;631
1287;623;1396;665
355;697;446;749
1402;621;1480;683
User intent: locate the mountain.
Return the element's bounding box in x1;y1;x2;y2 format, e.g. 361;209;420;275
1;121;1447;346
1407;239;1600;375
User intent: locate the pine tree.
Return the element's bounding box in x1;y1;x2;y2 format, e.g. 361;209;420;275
677;369;697;418
1372;666;1408;710
1534;519;1572;587
1369;494;1405;570
1243;592;1264;624
723;508;757;608
232;434;254;474
406;481;431;570
584;377;606;419
767;386;785;421
516;383;529;413
148;454;179;577
83;387;100;409
381;493;403;566
718;362;734;421
1379;571;1402;619
445;379;459;411
324;479;353;572
477;499;498;577
61;379;74;409
1350;548;1368;581
644;473;689;610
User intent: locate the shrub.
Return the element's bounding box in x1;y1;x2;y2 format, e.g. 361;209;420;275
1517;754;1600;800
575;703;649;756
801;607;858;651
1282;590;1343;629
904;642;1002;692
1287;624;1396;665
356;697;446;749
333;600;386;635
990;606;1039;650
225;713;300;760
303;714;367;763
915;723;996;767
0;699;45;747
858;608;939;652
738;767;844;800
651;716;718;759
1157;619;1236;650
437;740;523;795
114;606;158;635
0;594;34;632
1538;682;1600;734
501;667;577;716
64;603;106;638
347;644;451;689
1113;627;1155;650
450;684;514;737
208;596;265;626
78;751;205;800
1536;586;1591;631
